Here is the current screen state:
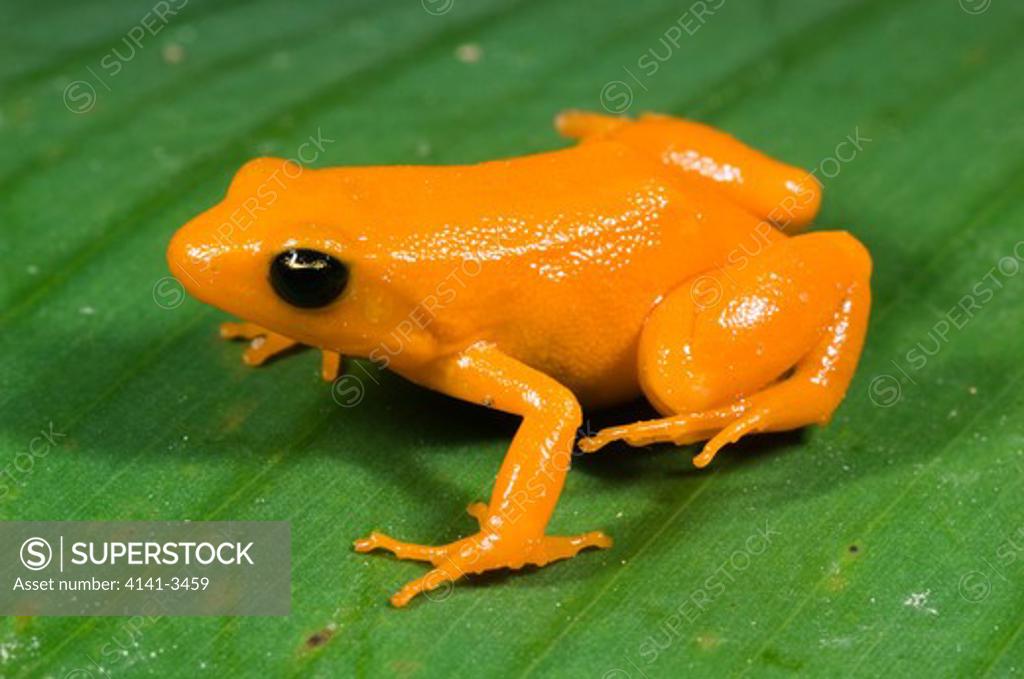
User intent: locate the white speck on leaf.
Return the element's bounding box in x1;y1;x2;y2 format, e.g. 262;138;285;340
455;43;483;63
162;42;186;64
904;590;938;615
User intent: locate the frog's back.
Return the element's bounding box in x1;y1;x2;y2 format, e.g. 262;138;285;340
314;142;775;405
316;141;762;277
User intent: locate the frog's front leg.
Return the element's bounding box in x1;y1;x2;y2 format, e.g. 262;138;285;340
354;341;612;607
220;321;342;381
581;232;871;467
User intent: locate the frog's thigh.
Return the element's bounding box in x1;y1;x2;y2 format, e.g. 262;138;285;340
626;113;821;231
640;233;864;415
556;110;820;232
581;232;871;465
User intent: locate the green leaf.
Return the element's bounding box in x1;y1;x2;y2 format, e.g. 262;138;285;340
3;0;1024;675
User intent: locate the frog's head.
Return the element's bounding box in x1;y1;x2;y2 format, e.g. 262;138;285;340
167;157;422;360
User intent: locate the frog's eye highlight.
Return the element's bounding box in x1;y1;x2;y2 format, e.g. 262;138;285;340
269;249;349;309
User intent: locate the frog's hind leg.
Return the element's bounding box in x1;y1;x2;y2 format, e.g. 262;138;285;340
579;232;871;468
555;110;820;232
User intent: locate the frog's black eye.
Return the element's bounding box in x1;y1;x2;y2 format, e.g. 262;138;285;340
269;249;349;309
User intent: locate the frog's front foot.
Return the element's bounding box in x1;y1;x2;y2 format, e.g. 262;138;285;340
219;321;342;381
220;321;299;366
354;504;612;607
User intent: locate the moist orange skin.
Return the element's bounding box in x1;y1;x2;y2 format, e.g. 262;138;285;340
167;111;871;607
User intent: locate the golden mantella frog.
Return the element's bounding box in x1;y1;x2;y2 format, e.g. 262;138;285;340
167;111;871;607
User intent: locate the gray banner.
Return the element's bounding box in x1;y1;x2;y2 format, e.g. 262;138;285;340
0;521;290;616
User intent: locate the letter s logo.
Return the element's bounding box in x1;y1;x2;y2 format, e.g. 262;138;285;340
20;537;52;571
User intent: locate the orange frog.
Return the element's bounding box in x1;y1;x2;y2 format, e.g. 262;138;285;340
167;111;872;607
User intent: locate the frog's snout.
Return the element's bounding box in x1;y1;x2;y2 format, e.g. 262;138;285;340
166;215;243;309
167;224;211;300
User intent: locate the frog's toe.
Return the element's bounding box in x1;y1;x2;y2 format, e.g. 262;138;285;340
528;530;613;567
390;566;459;607
320;350;343;381
240;333;299;366
220;321;302;367
579;422;695;452
577;426;627;453
465;502;489;528
353;531;446;563
219;321;265;340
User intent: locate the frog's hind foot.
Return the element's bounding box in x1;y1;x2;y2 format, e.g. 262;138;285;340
578;408;738;458
579;398;793;468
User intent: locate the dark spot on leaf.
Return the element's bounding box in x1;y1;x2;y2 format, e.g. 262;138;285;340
761;648;804;671
304;625;336;650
